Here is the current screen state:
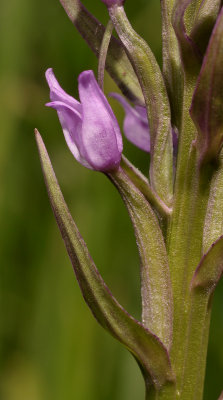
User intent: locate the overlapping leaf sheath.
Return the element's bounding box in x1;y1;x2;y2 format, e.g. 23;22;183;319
172;0;202;72
189;0;221;55
173;0;221;71
190;7;223;162
59;0;143;104
108;167;173;351
35;129;174;389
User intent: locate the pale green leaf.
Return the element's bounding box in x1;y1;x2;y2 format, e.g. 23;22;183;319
108;5;173;206
35;129;174;389
109;166;173;351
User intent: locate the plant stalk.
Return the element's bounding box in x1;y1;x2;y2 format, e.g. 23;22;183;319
165;69;214;399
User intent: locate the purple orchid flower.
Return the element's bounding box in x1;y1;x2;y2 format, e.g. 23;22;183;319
45;69;123;172
110;93;150;152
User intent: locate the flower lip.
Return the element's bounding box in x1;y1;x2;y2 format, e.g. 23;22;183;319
46;68;123;172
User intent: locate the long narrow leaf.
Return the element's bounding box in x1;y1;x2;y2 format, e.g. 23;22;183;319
109;5;173;206
59;0;143;104
35;129;174;388
108;167;173;351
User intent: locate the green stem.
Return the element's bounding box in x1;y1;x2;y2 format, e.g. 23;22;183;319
98;18;113;90
145;381;176;400
180;288;212;400
167;72;214;399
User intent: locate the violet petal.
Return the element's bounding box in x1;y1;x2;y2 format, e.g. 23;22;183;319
78;70;123;171
110;93;150;152
46;101;91;169
46;68;82;113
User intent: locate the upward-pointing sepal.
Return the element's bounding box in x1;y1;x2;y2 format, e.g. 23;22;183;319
35;129;174;389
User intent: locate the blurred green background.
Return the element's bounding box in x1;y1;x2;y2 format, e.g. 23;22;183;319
0;0;222;399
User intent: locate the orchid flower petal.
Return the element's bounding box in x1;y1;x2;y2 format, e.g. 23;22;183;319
46;101;91;169
46;68;81;113
78;70;123;171
110;93;150;152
